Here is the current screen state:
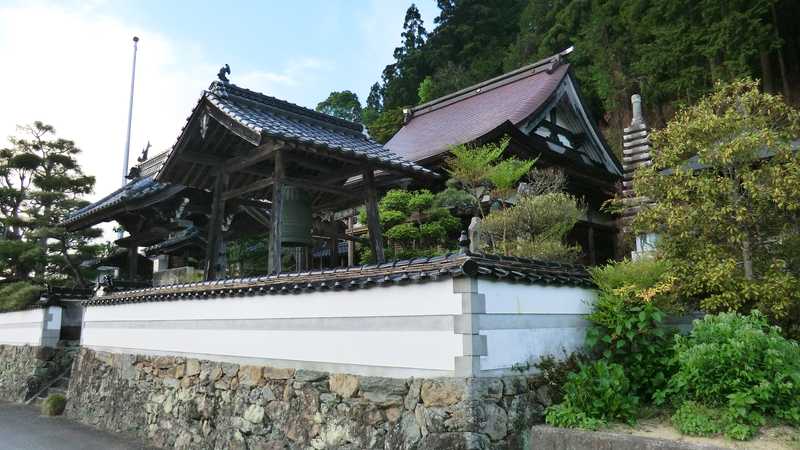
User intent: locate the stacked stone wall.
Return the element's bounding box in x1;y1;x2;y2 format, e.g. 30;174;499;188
66;348;551;449
0;344;76;402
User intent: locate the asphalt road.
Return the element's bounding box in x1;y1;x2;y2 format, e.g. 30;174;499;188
0;401;153;450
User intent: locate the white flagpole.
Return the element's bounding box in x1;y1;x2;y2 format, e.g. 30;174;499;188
122;36;139;187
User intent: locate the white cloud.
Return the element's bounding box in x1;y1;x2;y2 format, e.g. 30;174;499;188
0;3;327;240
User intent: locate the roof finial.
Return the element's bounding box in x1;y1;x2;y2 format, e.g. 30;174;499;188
137;141;151;163
218;64;231;84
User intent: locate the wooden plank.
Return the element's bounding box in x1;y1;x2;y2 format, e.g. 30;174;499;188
363;168;385;263
222;176;274;201
204;170;229;280
269;149;285;274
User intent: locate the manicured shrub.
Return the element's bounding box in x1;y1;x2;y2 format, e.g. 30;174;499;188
0;281;43;312
664;311;800;440
545;361;638;430
41;393;66;416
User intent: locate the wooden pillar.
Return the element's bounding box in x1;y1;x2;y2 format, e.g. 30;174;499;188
327;220;340;268
127;246;138;280
363;169;385;263
346;216;355;266
269;149;285;274
587;225;597;266
204;170;229;280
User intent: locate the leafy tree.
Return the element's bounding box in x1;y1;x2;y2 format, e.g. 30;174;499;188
381;4;430;110
632;79;800;336
443;137;533;218
481;191;583;262
364;108;405;144
316;91;363;123
0;122;102;288
358;188;462;262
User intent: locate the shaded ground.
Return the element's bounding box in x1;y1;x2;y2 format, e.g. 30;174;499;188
0;401;153;450
610;416;800;450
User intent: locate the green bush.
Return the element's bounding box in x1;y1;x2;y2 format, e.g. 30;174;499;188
665;311;800;440
0;281;43;312
671;401;722;437
41;393;66;416
586;260;678;402
545;361;638;430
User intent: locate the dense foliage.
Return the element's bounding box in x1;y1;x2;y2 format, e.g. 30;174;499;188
632;79;800;337
359;188;461;262
663;311;800;440
545;360;638;430
586;260;678;401
323;1;800;150
0;281;43;313
0;122;102;289
315;91;363;123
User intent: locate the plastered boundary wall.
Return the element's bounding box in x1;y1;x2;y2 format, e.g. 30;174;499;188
0;306;62;347
81;278;597;378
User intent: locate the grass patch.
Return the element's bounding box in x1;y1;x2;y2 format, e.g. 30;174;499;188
41;394;66;416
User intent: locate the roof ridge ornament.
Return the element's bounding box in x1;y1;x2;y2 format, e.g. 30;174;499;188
217;64;231;84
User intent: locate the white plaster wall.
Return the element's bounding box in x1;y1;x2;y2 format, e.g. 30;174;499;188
0;308;45;346
478;279;596;314
480;328;587;371
82;280;463;374
85;281;462;322
477;279;597;372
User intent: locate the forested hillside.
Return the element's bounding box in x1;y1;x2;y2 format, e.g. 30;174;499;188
317;0;800;153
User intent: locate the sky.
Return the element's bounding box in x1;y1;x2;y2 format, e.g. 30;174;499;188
0;0;438;237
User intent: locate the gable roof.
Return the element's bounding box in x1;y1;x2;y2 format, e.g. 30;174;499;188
385;51;621;177
157;81;433;184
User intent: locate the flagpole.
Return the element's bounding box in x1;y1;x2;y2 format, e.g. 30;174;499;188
122;36;139;187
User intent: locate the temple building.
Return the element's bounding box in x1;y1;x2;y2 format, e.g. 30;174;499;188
64;50;622;284
386;48;622;264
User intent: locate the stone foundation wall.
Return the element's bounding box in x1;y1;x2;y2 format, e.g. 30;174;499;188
66;348;551;449
0;344;76;402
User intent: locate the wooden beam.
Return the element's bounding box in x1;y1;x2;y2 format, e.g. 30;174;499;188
204;170;229;280
222;176;274;201
269;149;285;274
347;216;355;266
363;169;385;263
224;141;281;174
327;220;340;268
127;246;138;280
283;177;359;198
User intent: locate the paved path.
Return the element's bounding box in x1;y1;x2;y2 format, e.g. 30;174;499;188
0;401;153;450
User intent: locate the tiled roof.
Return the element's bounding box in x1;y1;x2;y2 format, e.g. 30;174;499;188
83;252;593;306
62;176;183;228
202;82;433;177
385;56;569;163
144;227;204;257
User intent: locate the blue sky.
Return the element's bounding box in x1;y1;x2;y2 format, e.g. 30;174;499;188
0;0;439;220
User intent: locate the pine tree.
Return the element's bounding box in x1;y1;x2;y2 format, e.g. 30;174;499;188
0;122;102;287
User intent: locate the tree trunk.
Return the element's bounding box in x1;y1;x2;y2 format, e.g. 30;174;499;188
62;252;86;288
760;49;775;93
742;237;754;280
772;3;792;100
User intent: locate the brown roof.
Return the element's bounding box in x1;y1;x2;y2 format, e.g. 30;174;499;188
385;58;569;163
